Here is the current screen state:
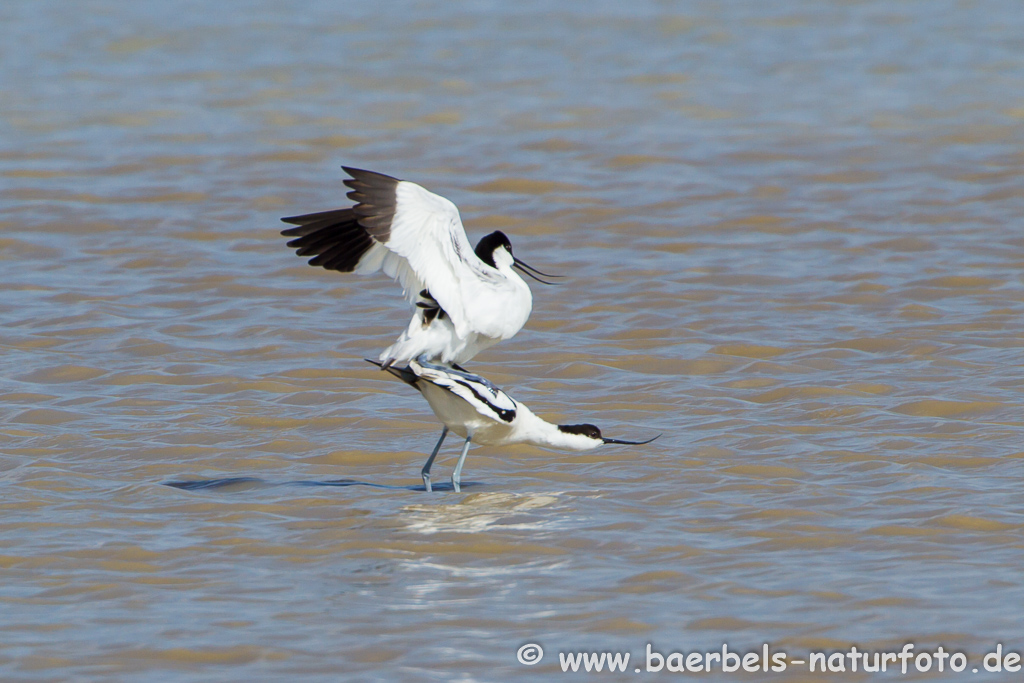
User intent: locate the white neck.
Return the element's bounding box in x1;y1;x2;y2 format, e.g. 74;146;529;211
493;248;532;300
492;247;515;272
511;404;602;451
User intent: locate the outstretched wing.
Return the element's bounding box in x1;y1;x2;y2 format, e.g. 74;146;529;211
281;167;481;337
410;359;517;424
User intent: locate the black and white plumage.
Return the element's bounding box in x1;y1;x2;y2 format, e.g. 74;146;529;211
281;167;558;367
371;357;658;492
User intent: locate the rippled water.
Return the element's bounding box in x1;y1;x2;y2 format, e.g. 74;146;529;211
3;0;1024;680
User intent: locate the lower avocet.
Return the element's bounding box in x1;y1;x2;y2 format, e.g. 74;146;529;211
370;357;658;492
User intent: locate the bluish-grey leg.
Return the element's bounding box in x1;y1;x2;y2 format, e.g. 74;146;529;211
421;427;448;493
451;435;472;493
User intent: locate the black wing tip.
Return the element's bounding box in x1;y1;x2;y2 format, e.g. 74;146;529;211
280;169;397;262
279;209;374;272
338;167;399;241
367;358;418;384
342;166;401;184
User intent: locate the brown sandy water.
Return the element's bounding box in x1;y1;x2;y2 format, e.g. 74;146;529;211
2;1;1024;680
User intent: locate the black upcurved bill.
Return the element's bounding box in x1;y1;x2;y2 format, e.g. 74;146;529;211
512;258;563;279
602;434;661;446
513;258;562;285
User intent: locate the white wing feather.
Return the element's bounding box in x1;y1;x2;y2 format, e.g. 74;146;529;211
381;182;478;337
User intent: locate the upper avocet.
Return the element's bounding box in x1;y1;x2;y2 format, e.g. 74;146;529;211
281;167;558;367
371;357;658;492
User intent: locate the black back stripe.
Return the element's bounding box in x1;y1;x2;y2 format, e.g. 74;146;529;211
453;379;516;423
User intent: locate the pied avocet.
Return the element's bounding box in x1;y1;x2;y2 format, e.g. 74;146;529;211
370;357;658;492
282;167;558;367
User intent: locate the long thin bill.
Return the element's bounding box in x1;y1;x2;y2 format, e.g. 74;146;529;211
602;434;661;445
513;257;563;278
513;260;561;285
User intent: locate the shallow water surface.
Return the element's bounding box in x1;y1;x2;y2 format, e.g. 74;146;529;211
3;0;1024;680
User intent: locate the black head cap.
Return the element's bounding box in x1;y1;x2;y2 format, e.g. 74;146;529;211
558;423;603;440
475;231;513;267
